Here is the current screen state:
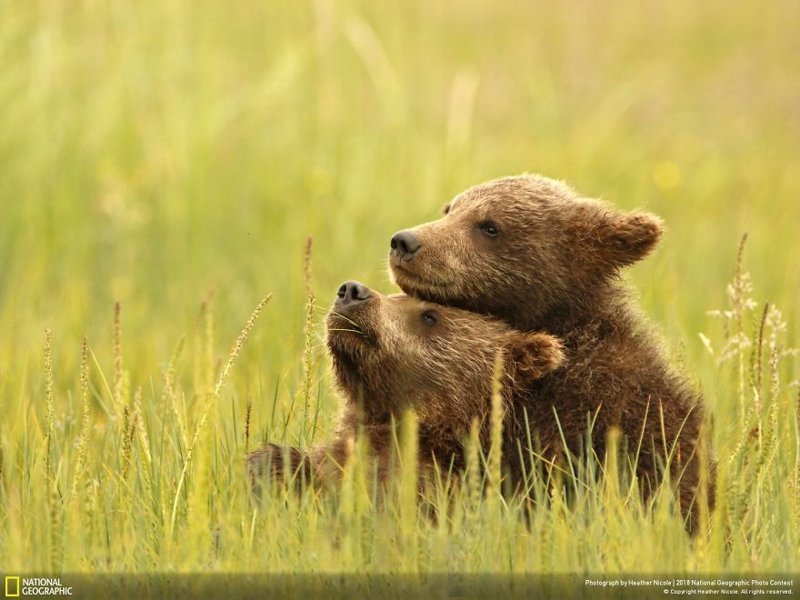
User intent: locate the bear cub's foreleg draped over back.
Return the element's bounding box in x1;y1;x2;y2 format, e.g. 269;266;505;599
388;174;713;532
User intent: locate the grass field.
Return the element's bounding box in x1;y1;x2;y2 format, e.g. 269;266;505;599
0;0;799;583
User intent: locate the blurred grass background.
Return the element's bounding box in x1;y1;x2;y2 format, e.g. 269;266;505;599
0;0;798;576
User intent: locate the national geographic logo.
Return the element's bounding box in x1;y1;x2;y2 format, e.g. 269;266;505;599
3;577;72;597
4;577;20;598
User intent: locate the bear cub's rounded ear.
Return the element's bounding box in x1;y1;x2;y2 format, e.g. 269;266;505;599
506;331;565;384
597;211;664;268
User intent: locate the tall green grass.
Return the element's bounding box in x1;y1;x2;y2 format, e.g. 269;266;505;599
0;0;798;577
0;237;797;574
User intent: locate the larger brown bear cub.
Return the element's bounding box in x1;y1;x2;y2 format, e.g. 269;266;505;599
389;174;712;530
247;281;565;492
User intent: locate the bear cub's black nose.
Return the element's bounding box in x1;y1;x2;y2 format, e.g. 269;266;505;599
390;230;421;259
336;281;372;307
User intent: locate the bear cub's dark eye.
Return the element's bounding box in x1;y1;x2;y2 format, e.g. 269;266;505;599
421;310;438;326
442;204;451;215
478;221;499;237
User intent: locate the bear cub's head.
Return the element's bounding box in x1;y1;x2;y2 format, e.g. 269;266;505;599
326;281;564;424
388;174;663;329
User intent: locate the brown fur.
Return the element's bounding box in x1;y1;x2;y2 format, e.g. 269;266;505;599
388;174;713;531
247;286;565;495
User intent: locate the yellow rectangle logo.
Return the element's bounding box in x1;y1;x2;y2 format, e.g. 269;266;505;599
4;576;20;598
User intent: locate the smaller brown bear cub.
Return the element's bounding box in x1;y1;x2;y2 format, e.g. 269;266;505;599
389;174;712;531
247;281;565;492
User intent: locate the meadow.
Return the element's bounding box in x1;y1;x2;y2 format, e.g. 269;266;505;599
0;0;798;589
